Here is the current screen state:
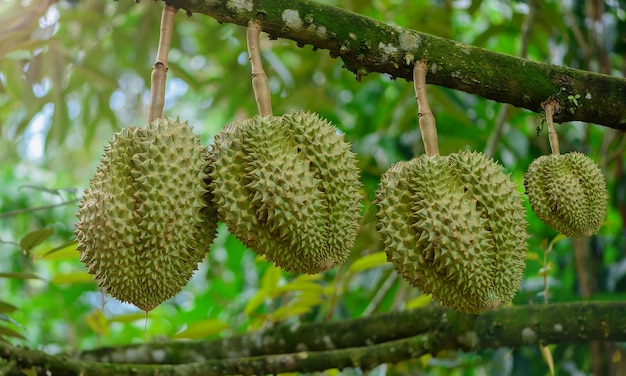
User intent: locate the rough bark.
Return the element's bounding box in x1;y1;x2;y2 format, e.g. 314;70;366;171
1;301;625;375
158;0;626;131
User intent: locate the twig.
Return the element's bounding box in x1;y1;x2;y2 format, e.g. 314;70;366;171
325;265;342;321
147;5;177;123
362;269;396;317
247;21;272;117
0;239;20;247
573;238;592;297
0;199;79;219
543;99;560;155
484;105;510;158
413;61;438;156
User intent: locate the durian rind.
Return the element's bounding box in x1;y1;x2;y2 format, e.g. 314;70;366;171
376;150;527;314
208;111;362;274
524;151;607;238
75;118;217;311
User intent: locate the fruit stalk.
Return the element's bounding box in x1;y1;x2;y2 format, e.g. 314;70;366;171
544;99;560;155
413;61;439;156
247;21;272;117
148;5;177;123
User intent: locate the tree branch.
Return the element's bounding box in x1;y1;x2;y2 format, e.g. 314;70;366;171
2;302;624;375
158;0;626;131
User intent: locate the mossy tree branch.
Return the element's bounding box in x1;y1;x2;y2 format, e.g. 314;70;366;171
1;302;625;375
158;0;626;131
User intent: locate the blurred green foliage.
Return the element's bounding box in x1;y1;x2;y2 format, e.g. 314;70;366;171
1;0;625;374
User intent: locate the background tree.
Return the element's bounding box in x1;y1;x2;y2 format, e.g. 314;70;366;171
1;0;625;375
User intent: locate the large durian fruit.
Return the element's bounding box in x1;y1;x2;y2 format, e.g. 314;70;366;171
208;110;362;274
376;150;528;314
75;118;218;311
524;152;607;238
375;61;527;314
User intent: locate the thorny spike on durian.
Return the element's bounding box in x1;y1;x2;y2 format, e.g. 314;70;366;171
75;118;218;311
375;61;528;314
207;111;362;274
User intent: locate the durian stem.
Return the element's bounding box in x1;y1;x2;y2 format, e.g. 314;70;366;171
147;5;177;124
413;61;439;156
544;99;560;155
247;21;273;117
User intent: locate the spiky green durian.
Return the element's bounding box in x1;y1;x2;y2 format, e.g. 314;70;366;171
376;150;527;314
75;118;217;311
524;151;607;238
208;111;362;274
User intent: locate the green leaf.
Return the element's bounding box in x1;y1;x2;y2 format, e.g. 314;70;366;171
292;292;325;308
85;309;108;336
525;252;541;261
540;344;555;376
245;288;270;315
405;294;433;309
173;319;229;339
19;228;54;250
108;313;148;324
277;281;324;294
270;304;313;322
0;325;26;340
0;314;19;325
245;266;289;315
1;49;32;60
538;263;554;277
50;271;93;284
0;272;42;280
291;274;322;283
551;234;567;245
19;184;62;196
38;241;79;260
260;265;282;292
348;252;388;273
20;367;37;376
0;302;18;314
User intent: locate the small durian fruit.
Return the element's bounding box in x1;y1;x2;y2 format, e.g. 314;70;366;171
376;150;528;314
75;118;217;311
524;151;607;238
208;111;362;274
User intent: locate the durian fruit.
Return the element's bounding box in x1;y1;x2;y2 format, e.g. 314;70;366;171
375;61;527;314
524;152;607;238
376;150;528;314
75;118;217;311
207;110;362;274
524;100;607;238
